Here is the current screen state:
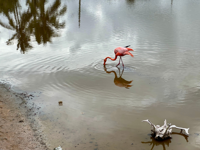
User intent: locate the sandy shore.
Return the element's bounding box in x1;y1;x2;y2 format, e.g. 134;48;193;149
0;82;49;150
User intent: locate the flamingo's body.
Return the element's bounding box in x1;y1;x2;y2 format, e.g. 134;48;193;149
104;45;134;66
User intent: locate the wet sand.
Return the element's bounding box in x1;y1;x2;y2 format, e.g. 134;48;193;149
0;83;49;150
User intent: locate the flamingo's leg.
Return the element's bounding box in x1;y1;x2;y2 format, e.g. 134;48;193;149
120;57;124;67
116;57;120;67
116;66;120;75
120;66;124;77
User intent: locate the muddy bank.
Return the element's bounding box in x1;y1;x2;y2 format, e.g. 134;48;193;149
0;81;49;150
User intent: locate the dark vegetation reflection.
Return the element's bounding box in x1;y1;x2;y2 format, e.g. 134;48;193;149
142;132;188;150
0;0;67;53
104;65;133;89
126;0;135;4
78;0;81;28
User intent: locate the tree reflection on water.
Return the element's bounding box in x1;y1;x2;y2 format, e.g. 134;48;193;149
0;0;67;53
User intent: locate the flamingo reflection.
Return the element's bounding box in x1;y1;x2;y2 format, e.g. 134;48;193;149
104;65;133;89
142;132;188;150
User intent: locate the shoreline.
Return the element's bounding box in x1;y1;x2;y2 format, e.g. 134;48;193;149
0;81;49;150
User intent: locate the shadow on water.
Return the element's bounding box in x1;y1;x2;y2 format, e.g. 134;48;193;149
104;65;133;89
0;0;67;53
142;132;189;150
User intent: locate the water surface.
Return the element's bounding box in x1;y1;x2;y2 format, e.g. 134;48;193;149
1;0;200;149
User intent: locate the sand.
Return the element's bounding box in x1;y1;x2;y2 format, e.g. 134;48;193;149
0;82;49;150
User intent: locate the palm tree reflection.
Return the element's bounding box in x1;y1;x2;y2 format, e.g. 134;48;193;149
142;132;188;150
126;0;135;4
104;65;133;89
7;10;33;53
0;0;18;15
0;0;67;53
27;0;67;45
0;1;32;53
78;0;81;28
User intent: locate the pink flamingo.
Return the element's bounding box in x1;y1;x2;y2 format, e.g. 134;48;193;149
103;45;134;66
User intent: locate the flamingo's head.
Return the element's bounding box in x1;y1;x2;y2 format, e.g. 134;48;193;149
104;58;107;65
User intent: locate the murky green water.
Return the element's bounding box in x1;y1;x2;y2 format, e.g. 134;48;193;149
1;0;200;149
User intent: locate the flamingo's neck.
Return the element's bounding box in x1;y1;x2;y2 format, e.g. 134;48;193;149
104;55;118;64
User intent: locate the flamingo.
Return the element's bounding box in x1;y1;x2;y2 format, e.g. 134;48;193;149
103;45;134;66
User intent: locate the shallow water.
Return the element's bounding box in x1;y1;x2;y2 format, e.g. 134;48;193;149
1;0;200;149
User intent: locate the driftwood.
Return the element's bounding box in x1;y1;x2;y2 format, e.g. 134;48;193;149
142;132;189;150
54;146;62;150
143;119;189;140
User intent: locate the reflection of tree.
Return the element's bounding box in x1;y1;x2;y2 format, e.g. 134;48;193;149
126;0;135;4
0;0;18;15
0;0;67;53
142;132;188;150
104;65;133;89
0;1;32;53
78;0;81;28
27;0;67;44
